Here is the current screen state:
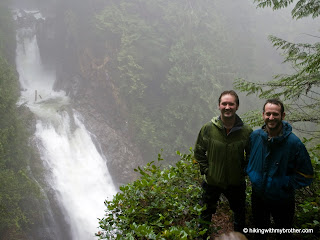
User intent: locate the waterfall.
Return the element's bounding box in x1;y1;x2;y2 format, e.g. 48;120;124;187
15;10;117;240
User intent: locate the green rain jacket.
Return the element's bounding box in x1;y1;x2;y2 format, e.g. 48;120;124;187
194;115;252;188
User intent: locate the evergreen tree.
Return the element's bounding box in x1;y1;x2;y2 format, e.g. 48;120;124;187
235;0;320;135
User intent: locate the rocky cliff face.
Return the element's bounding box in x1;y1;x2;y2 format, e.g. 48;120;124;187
30;7;144;187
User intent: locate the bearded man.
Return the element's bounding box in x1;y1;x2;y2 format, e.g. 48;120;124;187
246;99;314;240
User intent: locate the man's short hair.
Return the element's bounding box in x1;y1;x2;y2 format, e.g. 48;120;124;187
263;98;285;114
218;90;239;106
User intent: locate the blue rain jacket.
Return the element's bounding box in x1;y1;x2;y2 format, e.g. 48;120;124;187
247;121;313;201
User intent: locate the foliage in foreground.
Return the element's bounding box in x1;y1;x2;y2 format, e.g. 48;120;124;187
97;150;207;239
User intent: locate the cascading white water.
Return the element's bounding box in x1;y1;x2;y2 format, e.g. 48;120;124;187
15;11;117;240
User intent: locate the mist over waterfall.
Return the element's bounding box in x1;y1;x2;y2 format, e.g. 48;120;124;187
15;10;117;240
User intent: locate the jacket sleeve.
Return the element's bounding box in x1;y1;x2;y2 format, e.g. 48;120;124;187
288;141;314;190
194;125;208;175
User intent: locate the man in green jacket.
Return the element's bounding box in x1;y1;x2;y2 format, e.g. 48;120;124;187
194;90;252;236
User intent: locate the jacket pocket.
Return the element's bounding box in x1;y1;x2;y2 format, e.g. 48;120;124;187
265;176;291;200
248;171;264;194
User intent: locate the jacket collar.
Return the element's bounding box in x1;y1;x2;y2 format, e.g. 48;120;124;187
211;114;244;131
260;121;292;143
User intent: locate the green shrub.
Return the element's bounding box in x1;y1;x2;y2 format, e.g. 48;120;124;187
97;149;207;239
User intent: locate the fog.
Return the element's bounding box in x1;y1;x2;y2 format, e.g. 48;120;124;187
5;0;320;239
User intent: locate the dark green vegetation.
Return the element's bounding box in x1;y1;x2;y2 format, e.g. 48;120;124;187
97;151;208;239
0;3;42;239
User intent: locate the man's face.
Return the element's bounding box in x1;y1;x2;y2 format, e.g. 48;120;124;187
219;94;238;119
263;103;285;130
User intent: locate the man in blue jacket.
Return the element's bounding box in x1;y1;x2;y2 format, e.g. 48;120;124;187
246;99;314;240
